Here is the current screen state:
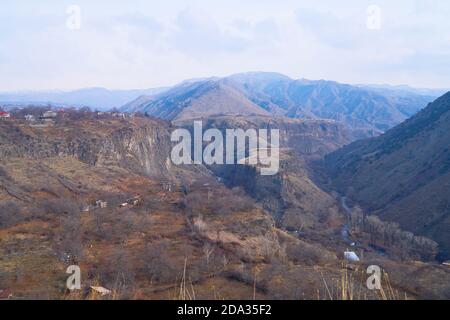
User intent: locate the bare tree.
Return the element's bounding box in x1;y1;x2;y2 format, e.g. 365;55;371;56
57;211;83;263
350;209;439;260
140;241;180;284
203;243;214;267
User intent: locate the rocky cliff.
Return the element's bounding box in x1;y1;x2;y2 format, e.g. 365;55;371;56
0;117;174;178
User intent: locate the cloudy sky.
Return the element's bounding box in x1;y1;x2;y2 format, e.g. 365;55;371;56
1;0;449;91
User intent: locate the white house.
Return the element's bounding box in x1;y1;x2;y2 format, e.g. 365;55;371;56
42;110;57;118
25;114;36;122
344;251;360;262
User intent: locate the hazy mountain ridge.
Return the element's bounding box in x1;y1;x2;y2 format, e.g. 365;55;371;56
0;87;168;111
1;73;437;130
122;72;436;132
358;84;449;98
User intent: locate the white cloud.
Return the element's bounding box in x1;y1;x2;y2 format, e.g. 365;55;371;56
0;0;449;90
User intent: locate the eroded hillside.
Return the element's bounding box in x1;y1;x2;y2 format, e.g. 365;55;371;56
324;92;450;259
0;111;449;300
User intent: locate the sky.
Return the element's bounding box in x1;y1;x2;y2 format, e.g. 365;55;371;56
1;0;449;91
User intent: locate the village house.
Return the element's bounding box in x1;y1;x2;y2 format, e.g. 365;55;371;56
161;181;174;192
112;112;126;119
0;289;12;300
344;251;360;262
83;200;108;212
25;114;36;122
120;195;143;208
127;195;142;207
95;200;108;209
40;110;57;122
0;111;11;119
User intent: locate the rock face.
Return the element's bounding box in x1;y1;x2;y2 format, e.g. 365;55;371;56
214;151;338;231
177;115;356;160
186;116;343;229
0;118;174;177
95;125;173;177
324;92;450;258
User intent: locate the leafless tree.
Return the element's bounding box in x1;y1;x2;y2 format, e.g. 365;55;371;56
140;241;180;284
57;211;83;263
203;243;214;267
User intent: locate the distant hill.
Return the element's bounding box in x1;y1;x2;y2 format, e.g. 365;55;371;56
123;79;271;121
123;72;436;131
358;84;449;98
0;87;168;111
324;92;450;258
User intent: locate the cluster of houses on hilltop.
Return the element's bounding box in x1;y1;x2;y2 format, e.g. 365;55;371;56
82;199;108;213
82;195;143;213
23;110;59;125
1;108;139;123
0;110;60;123
96;111;135;119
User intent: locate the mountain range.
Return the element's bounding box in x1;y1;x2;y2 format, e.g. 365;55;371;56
121;72;438;132
0;87;167;111
1;73;441;133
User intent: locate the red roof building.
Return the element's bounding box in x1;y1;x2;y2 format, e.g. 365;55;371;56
0;289;12;300
0;111;11;118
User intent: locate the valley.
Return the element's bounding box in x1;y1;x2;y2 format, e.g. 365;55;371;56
1;99;450;300
324;92;450;260
2;0;450;305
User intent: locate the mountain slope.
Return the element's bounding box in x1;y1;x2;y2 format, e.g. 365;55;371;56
324;92;450;258
227;73;434;131
2;110;450;299
125;80;270;121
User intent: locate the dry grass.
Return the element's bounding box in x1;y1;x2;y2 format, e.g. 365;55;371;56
319;263;405;300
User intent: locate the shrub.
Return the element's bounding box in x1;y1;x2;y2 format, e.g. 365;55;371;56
0;201;22;228
140;241;181;284
285;241;336;266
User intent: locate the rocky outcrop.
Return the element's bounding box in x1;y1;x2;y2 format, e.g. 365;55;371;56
177;115;356;160
0;119;174;177
212;151;338;231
